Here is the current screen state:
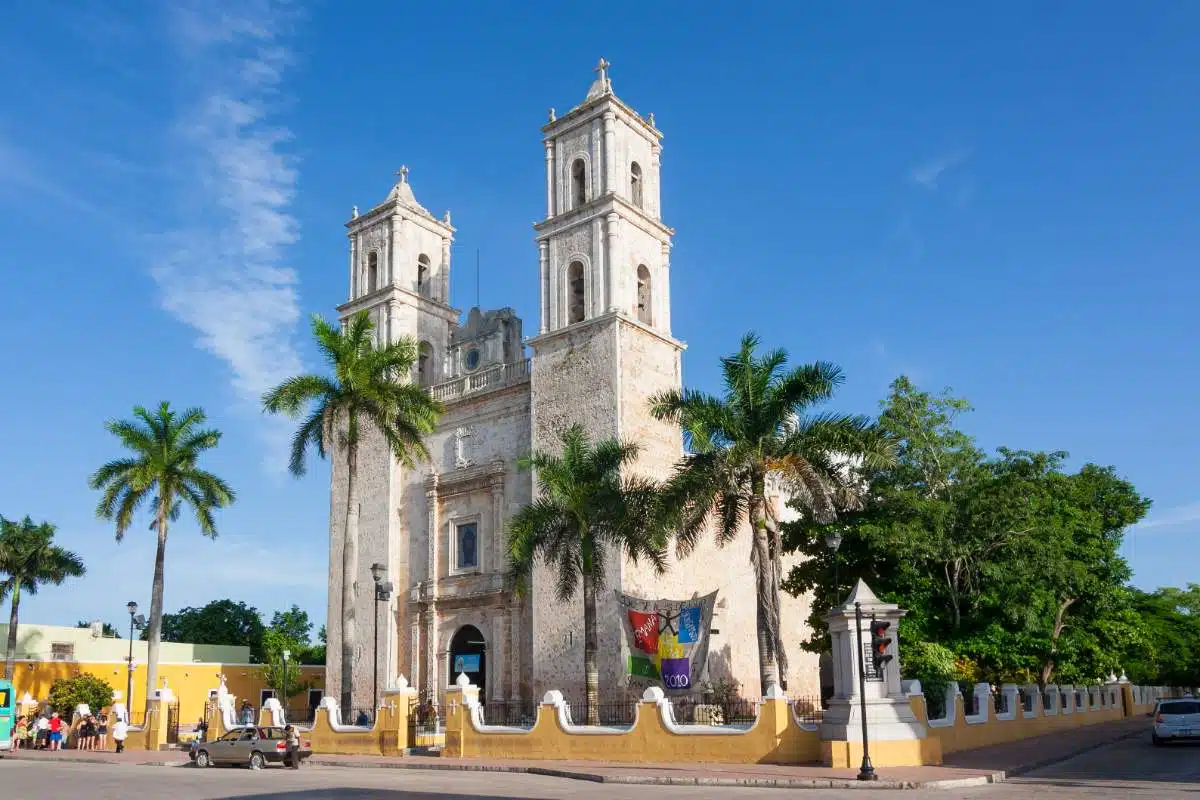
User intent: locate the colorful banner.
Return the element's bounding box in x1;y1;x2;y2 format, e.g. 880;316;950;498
616;590;718;693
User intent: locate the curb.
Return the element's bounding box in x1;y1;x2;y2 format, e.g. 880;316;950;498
304;758;1004;790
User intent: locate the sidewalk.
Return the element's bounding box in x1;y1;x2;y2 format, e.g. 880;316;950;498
1;716;1151;790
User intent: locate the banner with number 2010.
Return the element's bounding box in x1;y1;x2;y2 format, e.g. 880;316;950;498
616;589;718;693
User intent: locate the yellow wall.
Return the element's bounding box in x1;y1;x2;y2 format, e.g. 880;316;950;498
0;623;249;664
10;660;326;724
443;686;822;765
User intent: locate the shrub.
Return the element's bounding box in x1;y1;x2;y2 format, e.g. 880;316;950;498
47;674;115;718
901;640;958;717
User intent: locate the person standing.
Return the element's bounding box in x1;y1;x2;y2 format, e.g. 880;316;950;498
111;716;128;753
35;713;50;749
14;715;28;749
96;711;109;751
283;724;300;769
48;712;63;751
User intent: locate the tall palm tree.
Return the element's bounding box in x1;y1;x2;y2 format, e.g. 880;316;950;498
650;333;894;695
507;425;670;724
88;402;235;712
1;517;86;679
263;311;442;713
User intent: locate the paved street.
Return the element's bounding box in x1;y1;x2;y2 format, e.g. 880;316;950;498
1;733;1196;798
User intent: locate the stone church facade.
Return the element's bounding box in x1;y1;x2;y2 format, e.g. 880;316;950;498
325;62;820;710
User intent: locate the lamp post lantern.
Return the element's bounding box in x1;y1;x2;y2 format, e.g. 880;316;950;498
824;528;844;604
281;649;291;718
370;563;393;717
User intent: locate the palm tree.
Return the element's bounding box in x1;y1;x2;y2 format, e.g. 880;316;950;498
263;311;442;713
88;402;235;712
507;425;670;724
1;517;86;679
650;333;894;695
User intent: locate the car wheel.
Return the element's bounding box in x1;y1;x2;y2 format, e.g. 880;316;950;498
249;751;266;770
195;750;211;768
1152;734;1163;746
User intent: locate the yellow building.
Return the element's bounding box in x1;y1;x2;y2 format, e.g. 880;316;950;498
2;622;326;724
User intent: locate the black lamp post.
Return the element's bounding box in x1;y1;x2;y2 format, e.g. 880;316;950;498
824;528;844;605
854;601;877;781
370;563;393;717
125;601;145;720
281;648;291;717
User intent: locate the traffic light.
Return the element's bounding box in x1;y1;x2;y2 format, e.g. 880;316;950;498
869;619;893;675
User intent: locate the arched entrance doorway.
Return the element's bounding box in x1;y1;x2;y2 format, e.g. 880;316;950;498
448;624;486;698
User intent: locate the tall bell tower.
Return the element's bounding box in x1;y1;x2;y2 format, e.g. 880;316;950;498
528;59;687;699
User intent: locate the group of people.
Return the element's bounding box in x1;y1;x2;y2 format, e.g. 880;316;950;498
12;709;129;752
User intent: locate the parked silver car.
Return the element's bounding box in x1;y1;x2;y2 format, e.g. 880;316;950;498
1152;699;1200;745
191;726;312;769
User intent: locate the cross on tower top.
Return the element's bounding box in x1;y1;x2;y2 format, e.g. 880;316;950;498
594;58;611;83
395;165;409;183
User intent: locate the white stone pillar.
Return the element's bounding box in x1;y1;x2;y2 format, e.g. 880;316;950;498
659;241;672;333
548;249;559;331
538;241;549;334
440;237;451;303
651;142;662;218
544;140;555;217
425;609;439;700
491;614;506;702
410;618;421;691
592;217;605;316
602;111;616;195
605;213;620;313
349;235;358;298
390;215;403;286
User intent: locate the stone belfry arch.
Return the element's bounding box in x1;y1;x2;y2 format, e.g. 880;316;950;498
528;59;688;699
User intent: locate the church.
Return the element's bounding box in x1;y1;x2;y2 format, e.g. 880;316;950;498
324;60;820;710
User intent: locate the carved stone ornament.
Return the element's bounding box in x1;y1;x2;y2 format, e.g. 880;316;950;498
453;426;475;469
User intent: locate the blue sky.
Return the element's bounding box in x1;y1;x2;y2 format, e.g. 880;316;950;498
1;1;1197;636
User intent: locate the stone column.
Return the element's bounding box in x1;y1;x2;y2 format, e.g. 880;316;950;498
592;217;605;316
410;617;421;691
489;471;505;573
544;140;555;217
509;595;521;701
651;142;662;218
349;235;359;298
538;241;549;334
440;237;451;303
602;111;616;195
425;478;440;699
605;213;620;313
659;241;672;333
425;608;440;701
390;214;403;286
491;613;506;702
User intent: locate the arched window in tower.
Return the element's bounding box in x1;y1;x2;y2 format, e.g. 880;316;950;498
630;162;643;208
417;254;431;298
366;251;379;294
567;261;585;324
571;159;587;208
636;264;652;325
418;341;433;386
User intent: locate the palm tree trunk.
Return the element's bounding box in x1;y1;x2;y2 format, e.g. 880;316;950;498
144;503;169;716
341;441;360;715
749;486;780;696
581;570;600;725
4;583;21;680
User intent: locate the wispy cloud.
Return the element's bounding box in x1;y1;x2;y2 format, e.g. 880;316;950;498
1136;502;1200;531
153;1;304;470
909;148;972;191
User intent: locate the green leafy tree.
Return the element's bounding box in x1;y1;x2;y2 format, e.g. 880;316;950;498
1124;587;1200;687
47;674;114;718
76;621;121;638
263;311;442;712
146;599;266;661
88;402;236;712
651;334;893;693
508;425;670;724
257;628;313;704
1;517;86;679
270;605;312;645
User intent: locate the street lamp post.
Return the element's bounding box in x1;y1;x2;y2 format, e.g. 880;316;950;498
854;601;877;782
370;563;393;718
281;649;291;719
824;529;844;605
125;601;145;721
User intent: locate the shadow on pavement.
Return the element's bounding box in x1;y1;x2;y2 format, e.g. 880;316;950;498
215;791;526;800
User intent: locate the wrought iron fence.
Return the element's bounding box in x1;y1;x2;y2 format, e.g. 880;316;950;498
925;689;947;720
166;700;180;745
410;694;442;734
1020;689;1035;713
963;690;980;717
993;692;1008;715
348;708;376;727
286;705;316;724
566;699;636;726
669;695;759;726
479;699;539;728
791;697;825;726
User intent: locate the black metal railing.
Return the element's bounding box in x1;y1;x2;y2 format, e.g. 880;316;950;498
964;691;980;716
285;706;316;724
669;695;759;726
925;689;947;720
348;708;376;727
1020;689;1035;713
479;700;539;728
791;697;825;726
566;699;636;726
166;700;180;745
993;692;1009;715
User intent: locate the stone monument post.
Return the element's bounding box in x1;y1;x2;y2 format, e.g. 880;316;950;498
819;579;939;767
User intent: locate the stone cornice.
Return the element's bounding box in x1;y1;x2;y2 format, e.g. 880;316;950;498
346;200;455;237
533;192;673;240
542;92;661;142
527;310;686;354
337;284;460;323
425;458;505;494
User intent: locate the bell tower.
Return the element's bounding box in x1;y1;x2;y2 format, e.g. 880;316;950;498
528;60;687;699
